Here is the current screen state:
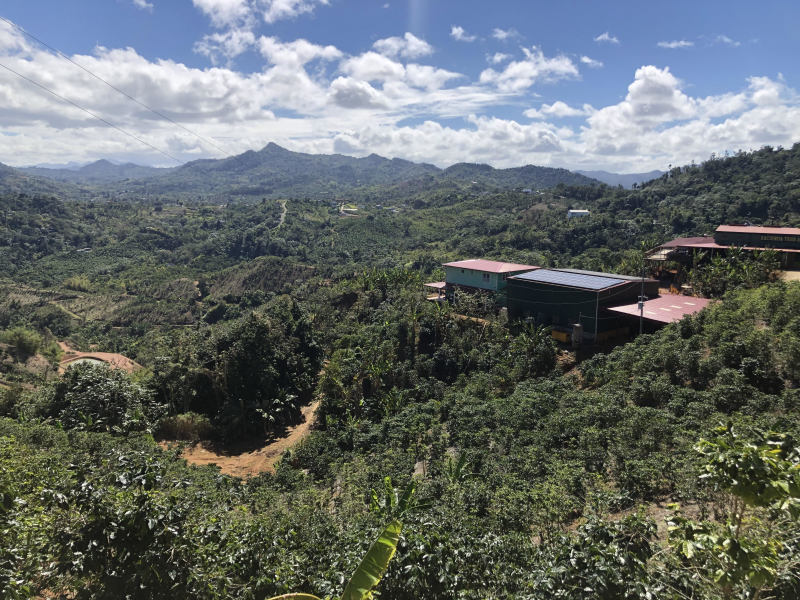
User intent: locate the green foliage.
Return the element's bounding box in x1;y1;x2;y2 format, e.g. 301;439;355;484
340;519;403;600
667;425;800;599
1;326;41;362
697;424;800;515
688;248;780;297
31;363;162;434
63;274;92;292
1;144;800;598
155;411;214;441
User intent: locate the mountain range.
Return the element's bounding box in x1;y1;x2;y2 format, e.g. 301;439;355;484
21;159;167;184
575;169;664;188
2;143;602;200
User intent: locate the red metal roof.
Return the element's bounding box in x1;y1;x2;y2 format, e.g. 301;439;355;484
607;296;713;324
717;225;800;236
677;241;800;253
661;236;715;248
443;259;539;273
659;236;800;253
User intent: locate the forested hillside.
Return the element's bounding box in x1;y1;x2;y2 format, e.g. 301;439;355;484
3;142;599;202
1;145;799;599
20;159;168;184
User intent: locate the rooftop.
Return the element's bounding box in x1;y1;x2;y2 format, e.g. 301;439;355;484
607;296;713;324
443;259;539;273
554;268;651;283
717;225;800;236
661;236;715;248
659;234;800;252
510;268;629;291
663;239;800;253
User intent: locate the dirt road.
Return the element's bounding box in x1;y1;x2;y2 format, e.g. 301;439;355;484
165;400;319;478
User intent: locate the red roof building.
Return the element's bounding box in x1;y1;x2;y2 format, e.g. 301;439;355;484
442;259;539;273
607;296;713;324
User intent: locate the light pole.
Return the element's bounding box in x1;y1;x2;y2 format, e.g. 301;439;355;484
638;267;647;335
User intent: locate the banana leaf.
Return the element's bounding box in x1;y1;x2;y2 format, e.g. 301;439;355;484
340;518;402;600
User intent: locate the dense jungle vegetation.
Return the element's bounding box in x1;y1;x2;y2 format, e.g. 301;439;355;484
1;144;800;599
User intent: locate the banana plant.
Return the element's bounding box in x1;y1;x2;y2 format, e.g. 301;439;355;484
266;518;403;600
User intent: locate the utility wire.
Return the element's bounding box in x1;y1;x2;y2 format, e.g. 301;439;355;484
0;15;230;158
0;61;182;164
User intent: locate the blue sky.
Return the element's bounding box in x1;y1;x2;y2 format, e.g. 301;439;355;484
1;0;799;171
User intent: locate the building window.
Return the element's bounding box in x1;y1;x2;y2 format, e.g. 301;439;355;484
482;273;490;281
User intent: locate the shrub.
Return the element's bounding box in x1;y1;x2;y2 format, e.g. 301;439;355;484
34;363;164;434
155;412;214;441
1;327;42;362
63;274;91;292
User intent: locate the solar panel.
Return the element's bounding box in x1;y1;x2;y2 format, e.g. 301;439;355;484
554;268;644;282
511;269;626;290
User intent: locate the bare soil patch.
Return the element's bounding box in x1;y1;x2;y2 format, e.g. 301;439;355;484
780;270;800;282
57;341;141;374
162;400;319;478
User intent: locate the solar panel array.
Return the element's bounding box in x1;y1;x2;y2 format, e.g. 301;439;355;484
555;268;644;282
511;269;626;290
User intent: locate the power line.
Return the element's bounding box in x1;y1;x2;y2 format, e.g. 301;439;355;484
0;61;182;164
0;15;231;158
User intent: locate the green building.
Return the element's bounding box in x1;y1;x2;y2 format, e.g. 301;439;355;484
506;269;659;342
441;259;539;292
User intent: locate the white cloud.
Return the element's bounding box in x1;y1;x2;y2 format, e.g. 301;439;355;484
373;32;433;59
479;47;578;92
132;0;154;11
594;32;619;44
0;19;31;54
748;75;785;105
192;0;251;28
341;51;406;82
525;101;595;119
492;28;519;41
260;0;329;23
2;14;800;174
192;0;328;27
194;29;256;64
404;64;461;90
328;77;387;109
331;116;564;164
258;36;341;66
586;66;695;133
339;50;459;92
658;40;694;49
488;52;511;64
715;34;741;47
450;25;476;42
580;55;603;68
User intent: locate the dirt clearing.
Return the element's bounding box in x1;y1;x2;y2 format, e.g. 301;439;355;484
163;400;319;478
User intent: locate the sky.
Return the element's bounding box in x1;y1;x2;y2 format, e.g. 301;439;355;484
1;0;799;172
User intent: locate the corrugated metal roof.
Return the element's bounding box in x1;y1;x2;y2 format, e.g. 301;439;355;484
676;241;800;253
510;269;626;290
607;296;713;324
443;259;539;273
661;236;715;248
717;225;800;236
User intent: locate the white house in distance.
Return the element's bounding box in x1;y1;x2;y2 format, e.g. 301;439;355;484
568;209;590;219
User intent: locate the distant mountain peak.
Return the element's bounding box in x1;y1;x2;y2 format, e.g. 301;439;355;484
575;169;664;188
261;142;289;153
